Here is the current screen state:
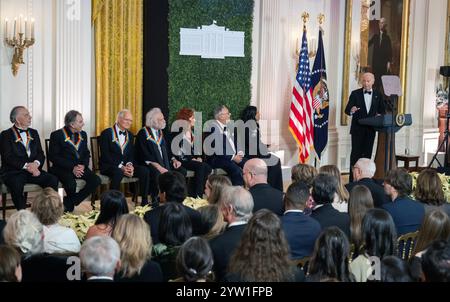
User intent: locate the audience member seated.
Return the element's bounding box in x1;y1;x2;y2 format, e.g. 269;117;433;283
112;214;163;282
0;219;6;245
31;188;81;254
0;106;59;210
291;163;317;188
144;171;202;244
205;105;246;186
226;209;304;282
350;208;397;282
152;203;192;281
383;168;425;236
345;158;390;207
243;158;284;216
414;169;450;217
198;205;227;240
379;256;413;282
80;236;121;282
307;227;355;282
421;240;450;282
174;236;214;282
209;186;253;281
348;185;374;249
311;174;351;238
205;174;232;205
409;208;450;281
136;108;186;206
320;165;349;213
238;106;283;191
172;108;212;198
48;110;101;212
99;110;150;206
86;190;129;239
0;245;22;282
281;181;321;259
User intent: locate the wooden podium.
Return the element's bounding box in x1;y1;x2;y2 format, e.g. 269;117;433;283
359;114;412;179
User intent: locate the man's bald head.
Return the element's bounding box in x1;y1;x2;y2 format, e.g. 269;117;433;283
243;158;268;188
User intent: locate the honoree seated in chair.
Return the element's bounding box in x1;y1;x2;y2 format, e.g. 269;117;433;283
99;110;150;206
136;108;186;206
0;106;58;210
48;110;101;212
206;105;246;186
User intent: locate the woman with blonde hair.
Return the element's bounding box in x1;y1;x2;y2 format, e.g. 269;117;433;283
31;188;81;254
204;174;232;205
112;214;163;282
198;205;227;240
320;165;349;212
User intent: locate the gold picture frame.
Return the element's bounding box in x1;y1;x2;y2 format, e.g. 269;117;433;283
341;0;411;125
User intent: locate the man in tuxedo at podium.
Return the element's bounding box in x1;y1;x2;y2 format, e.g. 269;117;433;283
345;72;385;182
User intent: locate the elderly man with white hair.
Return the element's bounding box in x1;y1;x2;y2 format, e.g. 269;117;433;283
209;186;253;281
136;108;186;206
99;109;150;206
80;236;121;282
243;158;284;216
345;158;390;207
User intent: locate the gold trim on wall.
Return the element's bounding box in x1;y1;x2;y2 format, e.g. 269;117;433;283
341;0;410;125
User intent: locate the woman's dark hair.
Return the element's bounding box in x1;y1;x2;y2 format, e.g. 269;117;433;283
413;208;450;255
228;209;296;282
384;168;412;197
159;203;192;246
414;169;446;206
0;245;21;282
308;227;355;282
158;172;187;203
95;190;129;230
348;185;374;247
421;240;450;282
176;237;214;282
361;208;397;259
312;174;338;204
240;106;258;123
380;256;412;282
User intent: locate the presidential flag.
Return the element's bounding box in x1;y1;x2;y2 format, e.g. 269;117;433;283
289;27;314;163
311;27;329;160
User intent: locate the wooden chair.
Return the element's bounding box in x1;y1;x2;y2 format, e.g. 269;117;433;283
397;231;419;260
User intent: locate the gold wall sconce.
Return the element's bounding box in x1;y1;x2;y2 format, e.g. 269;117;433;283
3;15;35;77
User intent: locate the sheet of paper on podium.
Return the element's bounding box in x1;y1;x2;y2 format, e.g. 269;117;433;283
381;75;403;96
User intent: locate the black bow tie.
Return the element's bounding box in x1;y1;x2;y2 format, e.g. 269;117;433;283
364;90;372;95
223;127;227;132
16;128;27;134
119;131;126;136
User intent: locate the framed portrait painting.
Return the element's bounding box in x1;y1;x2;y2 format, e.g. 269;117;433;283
341;0;410;125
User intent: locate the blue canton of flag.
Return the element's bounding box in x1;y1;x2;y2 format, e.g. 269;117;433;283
311;28;329;160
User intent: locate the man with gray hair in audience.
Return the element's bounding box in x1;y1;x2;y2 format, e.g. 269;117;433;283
243;158;284;216
345;158;390;207
136;108;186;206
209;186;254;281
80;236;121;282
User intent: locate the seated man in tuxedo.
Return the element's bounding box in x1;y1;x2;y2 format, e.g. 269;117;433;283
48;110;101;212
136;108;186;205
99;110;150;206
0;106;58;210
344;72;385;182
206;105;246;186
243;158;284;216
345;158;390;207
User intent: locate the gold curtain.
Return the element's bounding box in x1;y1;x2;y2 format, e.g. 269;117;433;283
92;0;143;135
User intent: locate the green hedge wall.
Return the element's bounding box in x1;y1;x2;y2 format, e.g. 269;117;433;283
168;0;254;123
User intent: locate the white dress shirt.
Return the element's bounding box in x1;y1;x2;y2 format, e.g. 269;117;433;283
115;124;126;147
364;90;373;113
216;120;237;158
19;130;31;157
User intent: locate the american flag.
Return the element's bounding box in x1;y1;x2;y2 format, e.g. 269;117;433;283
289;28;314;163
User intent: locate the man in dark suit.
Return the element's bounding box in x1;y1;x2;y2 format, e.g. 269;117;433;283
136;108;186;206
345;72;385;182
382;168;425;236
369;18;392;89
209;186;254;281
281;181;321;260
99;110;150;206
243;158;283;216
206;105;246;186
0;106;58;210
143;171;202;244
311;174;351;238
48;110;101;212
345;158;390;207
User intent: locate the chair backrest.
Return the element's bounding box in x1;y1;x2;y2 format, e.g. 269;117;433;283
397;231;419;260
90;136;101;172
